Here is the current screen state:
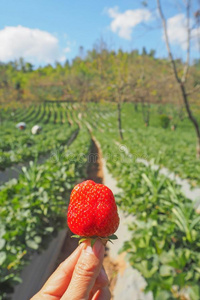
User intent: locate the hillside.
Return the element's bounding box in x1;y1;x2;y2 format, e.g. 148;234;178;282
0;49;200;109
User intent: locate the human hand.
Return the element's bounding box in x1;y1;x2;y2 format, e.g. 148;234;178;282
31;239;111;300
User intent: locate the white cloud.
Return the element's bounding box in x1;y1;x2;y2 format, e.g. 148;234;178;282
64;47;71;53
0;25;70;64
166;14;200;51
192;27;200;49
107;7;152;40
166;14;188;50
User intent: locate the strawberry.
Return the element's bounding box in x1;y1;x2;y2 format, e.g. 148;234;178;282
67;180;119;242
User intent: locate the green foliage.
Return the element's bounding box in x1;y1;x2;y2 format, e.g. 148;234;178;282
98;142;200;299
0;100;200;299
0;48;199;106
0;128;91;298
0;103;78;170
119;174;200;299
83;102;200;185
159;114;170;128
83;103;200;299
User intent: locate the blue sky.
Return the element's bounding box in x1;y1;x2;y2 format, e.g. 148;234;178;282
0;0;199;66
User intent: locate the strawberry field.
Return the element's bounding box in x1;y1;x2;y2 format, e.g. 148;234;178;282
0;101;200;300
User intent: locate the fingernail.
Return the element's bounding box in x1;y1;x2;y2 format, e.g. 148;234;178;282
85;245;94;254
93;239;105;257
85;240;105;257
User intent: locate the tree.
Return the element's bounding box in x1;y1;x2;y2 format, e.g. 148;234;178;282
157;0;200;159
149;49;156;58
25;62;33;72
19;57;25;72
135;71;151;126
142;46;147;56
107;51;130;140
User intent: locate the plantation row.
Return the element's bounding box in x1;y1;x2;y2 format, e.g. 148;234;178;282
1;102;200;299
0;127;91;299
1;102;76;126
0;103;81;171
0;102;112;299
0;125;78;171
84;102;200;186
84;108;200;299
96;134;200;299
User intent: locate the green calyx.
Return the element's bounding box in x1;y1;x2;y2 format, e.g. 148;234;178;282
71;234;118;247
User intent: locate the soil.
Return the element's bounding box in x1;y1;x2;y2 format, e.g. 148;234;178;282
55;138;120;299
87;139;103;184
87;139;120;299
103;251;119;299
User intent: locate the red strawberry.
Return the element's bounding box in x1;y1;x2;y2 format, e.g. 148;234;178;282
67;180;119;239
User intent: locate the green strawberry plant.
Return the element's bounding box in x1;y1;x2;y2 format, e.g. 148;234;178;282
0;127;91;299
85;102;200;186
95;129;200;300
0;123;78;170
1;101;200;299
0;103;79;170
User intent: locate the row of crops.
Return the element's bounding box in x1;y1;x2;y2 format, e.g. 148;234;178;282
96;136;200;299
85;102;200;186
0;132;92;298
0;103;80;171
0;102;92;299
1;102;77;126
1;101;200;299
85;104;200;299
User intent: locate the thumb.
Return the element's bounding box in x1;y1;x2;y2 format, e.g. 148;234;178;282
61;239;105;300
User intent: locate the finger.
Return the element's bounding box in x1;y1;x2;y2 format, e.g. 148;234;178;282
92;287;111;300
61;239;105;300
89;267;109;300
31;242;85;300
95;267;109;288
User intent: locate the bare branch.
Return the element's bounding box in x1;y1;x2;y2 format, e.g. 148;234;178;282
157;0;200;159
186;84;200;95
156;0;181;84
181;0;191;83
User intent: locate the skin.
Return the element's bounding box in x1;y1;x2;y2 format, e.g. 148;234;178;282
31;240;111;300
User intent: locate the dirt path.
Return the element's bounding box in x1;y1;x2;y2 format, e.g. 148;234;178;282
54;138;105;262
10;137;121;300
90;137;152;300
101;157;153;300
50;138;119;299
87;139;119;299
87;139;103;183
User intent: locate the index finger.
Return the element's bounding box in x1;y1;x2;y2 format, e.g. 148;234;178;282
61;239;105;300
31;242;85;299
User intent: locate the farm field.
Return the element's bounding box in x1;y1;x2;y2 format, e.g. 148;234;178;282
0;101;200;300
1;0;200;298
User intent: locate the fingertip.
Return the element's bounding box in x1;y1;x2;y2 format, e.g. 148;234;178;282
59;241;85;269
83;239;105;259
93;240;105;258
